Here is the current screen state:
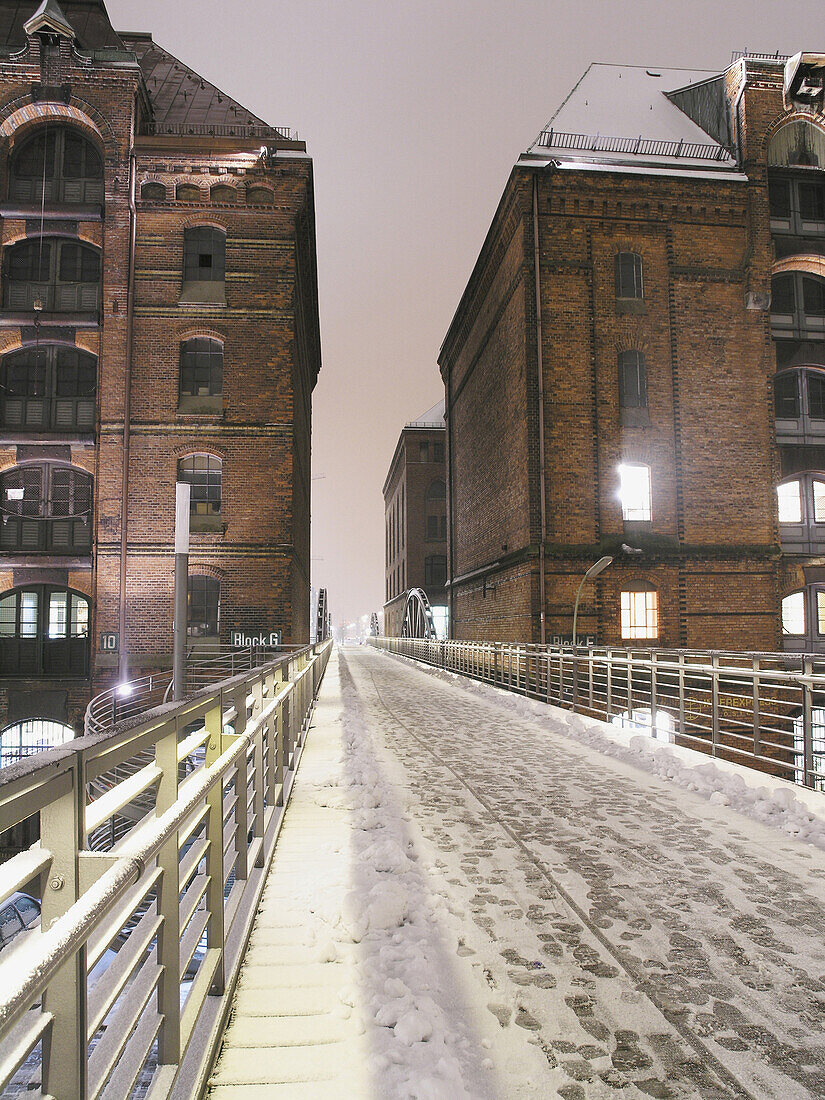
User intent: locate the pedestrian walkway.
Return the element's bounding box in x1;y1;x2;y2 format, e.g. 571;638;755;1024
210;645;825;1099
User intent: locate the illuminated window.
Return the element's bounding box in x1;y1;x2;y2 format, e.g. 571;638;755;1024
777;479;803;523
0;719;74;765
620;586;658;640
615;252;643;299
0;586;89;676
782;591;806;635
619;463;651;521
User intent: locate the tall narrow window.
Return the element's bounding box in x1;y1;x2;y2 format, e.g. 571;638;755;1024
178;454;222;516
782;591;806;635
179;338;223;398
619;463;652;521
188;575;220;637
774;371;801;419
620;585;658;640
427;480;446;501
777;479;803;524
618;351;647;408
424;555;447;587
182;228;226;284
615;252;643;299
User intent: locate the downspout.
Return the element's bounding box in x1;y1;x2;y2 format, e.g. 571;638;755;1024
532;172;547;646
118;137;137;681
446;372;454;639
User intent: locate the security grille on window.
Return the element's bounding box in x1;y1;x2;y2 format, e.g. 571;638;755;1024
771;272;825;339
620;586;658;640
183;228;226;283
424;555;447;587
179;338;223;397
178;454;222;514
141;182;166;201
618;463;652;521
0;585;89;676
4;238;100;312
0;463;92;553
618;351;647;407
1;345;96;431
614;252;644;299
188;575;219;637
9;127;103;204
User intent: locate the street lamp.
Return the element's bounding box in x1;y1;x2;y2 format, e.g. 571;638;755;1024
572;555;614;646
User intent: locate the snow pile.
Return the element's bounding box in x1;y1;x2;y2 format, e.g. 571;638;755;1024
308;673;494;1100
388;652;825;851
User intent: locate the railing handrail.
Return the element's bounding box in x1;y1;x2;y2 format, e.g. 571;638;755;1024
535;128;734;162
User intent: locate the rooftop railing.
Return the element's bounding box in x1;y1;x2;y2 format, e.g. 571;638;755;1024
535;128;734;162
368;637;825;791
0;638;332;1099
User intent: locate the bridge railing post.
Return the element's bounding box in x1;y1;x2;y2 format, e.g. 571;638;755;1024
204;698;227;996
155;715;182;1067
711;654;720;758
803;655;815;788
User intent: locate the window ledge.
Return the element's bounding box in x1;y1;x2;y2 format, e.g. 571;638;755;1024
0;202;103;221
177;395;223;415
615;299;647;315
179;282;226;306
0;555;92;569
0;310;99;328
620;407;651;428
0;431;95;447
190;514;225;534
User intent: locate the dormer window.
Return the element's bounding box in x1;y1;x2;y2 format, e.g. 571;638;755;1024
9;128;103;205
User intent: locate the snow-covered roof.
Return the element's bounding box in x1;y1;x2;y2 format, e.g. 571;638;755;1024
407;399;445;429
520;63;740;175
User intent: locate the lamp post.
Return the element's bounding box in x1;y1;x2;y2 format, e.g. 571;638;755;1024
572;555;614;647
173;482;190;701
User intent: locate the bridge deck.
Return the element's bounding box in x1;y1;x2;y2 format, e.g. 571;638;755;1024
209;646;825;1099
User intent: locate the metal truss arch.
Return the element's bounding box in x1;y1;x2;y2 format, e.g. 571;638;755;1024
401;587;437;639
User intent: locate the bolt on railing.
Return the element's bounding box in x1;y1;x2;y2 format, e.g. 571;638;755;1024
368;637;825;792
0;638;332;1100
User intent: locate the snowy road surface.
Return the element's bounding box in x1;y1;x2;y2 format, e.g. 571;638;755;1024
211;646;825;1099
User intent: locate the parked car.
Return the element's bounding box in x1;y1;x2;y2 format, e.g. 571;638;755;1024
0;892;41;952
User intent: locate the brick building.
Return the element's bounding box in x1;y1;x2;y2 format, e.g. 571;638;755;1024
383;401;447;637
440;51;825;652
0;0;320;750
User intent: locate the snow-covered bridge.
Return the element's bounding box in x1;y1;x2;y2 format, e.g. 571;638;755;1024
210;645;825;1100
2;640;825;1099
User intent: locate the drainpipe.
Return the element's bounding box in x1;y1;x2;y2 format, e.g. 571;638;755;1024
532;173;548;646
118;142;137;681
446;371;454;639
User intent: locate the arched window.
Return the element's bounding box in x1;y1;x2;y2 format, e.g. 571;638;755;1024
9;127;103;204
777;473;825;553
246;187;274;205
211;185;236;203
620;583;658;640
179;337;223;398
614;252;643;299
618;463;652;521
0;345;96;431
183;227;226;284
426;480;446;501
774;367;825;441
0;585;90;676
0;463;92;553
176;184;201;202
768;120;825;169
424;555;447;587
178;454;222;515
141;181;166;201
782;590;807;637
771;272;825;339
0;719;74;765
188;575;219;637
618;350;647;408
3;238;100;312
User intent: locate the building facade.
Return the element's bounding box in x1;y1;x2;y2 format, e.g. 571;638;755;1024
0;0;320;747
383;401;447;637
440;51;825;651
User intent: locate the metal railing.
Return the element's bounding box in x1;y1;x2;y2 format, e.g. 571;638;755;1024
535;128;733;162
0;638;332;1099
369;637;825;791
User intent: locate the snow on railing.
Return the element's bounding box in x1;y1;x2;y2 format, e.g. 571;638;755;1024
0;639;332;1099
368;638;825;793
535;128;734;162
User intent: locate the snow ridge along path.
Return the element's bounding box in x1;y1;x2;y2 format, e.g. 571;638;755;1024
212;646;825;1099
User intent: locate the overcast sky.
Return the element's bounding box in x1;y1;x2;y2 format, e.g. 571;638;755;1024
110;0;817;627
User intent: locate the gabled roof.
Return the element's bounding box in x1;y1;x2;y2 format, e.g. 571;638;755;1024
24;0;74;39
121;32;285;139
0;0;123;50
407;399;445;428
522;63;738;173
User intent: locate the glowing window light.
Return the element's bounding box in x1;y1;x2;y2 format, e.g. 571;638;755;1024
782;591;806;635
618;463;651;521
621;588;658;639
777;480;802;524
